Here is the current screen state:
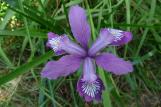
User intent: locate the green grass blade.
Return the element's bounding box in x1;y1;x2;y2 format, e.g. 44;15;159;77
69;77;78;107
85;0;96;40
135;0;156;56
0;51;53;85
48;80;56;107
0;29;46;38
0;9;14;29
0;45;13;67
135;28;149;56
99;68;112;107
124;0;131;58
0;7;15;67
18;0;34;53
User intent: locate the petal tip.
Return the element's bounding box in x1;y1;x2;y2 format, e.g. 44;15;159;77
105;28;133;45
40;71;52;79
69;5;83;11
40;70;61;80
47;32;57;39
126;31;133;42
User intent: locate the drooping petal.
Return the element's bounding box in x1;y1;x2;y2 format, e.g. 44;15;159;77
106;28;132;45
41;55;82;79
77;57;105;102
77;76;105;102
95;53;133;75
82;57;97;82
69;5;91;49
88;29;114;56
47;32;86;56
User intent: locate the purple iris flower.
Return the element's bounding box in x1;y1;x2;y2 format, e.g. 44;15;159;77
41;5;133;102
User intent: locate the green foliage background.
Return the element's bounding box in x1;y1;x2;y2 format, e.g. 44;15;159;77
0;0;161;107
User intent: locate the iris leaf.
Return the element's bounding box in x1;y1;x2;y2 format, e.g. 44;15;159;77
0;51;53;85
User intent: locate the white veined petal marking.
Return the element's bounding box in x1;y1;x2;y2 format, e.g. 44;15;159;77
108;28;124;42
49;37;62;51
81;80;100;98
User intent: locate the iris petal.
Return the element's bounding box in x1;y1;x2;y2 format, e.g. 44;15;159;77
76;57;105;102
61;37;86;56
82;57;97;82
41;55;82;79
47;32;86;56
69;5;91;49
88;29;114;56
95;52;133;75
77;76;105;102
107;28;132;45
46;32;66;55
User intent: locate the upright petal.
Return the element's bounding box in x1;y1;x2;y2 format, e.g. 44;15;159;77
41;55;82;79
88;29;114;56
77;57;105;102
106;28;132;45
47;32;86;56
95;53;133;75
69;5;91;49
61;37;86;56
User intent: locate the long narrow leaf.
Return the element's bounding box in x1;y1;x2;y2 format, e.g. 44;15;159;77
0;29;46;38
0;51;53;85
